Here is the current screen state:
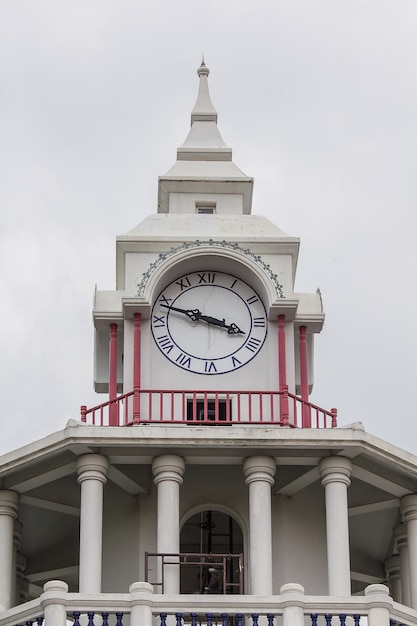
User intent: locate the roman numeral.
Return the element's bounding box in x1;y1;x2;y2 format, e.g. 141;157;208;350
204;361;217;373
156;335;174;354
159;294;172;306
176;353;191;369
153;315;166;328
198;272;216;284
245;337;262;353
230;279;238;289
246;295;259;305
253;317;266;327
231;356;242;368
176;276;192;291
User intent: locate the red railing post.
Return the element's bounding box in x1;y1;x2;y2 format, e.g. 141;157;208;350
109;323;118;426
299;325;311;428
278;314;287;389
280;385;290;426
133;313;141;424
331;408;338;428
80;405;87;423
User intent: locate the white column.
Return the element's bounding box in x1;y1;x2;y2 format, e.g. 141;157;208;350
394;523;410;606
0;490;19;610
76;454;109;593
401;494;417;609
319;456;352;596
152;455;185;594
243;455;276;595
385;555;402;603
12;519;23;606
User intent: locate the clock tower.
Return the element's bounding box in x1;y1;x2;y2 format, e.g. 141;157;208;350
2;60;417;626
93;60;325;426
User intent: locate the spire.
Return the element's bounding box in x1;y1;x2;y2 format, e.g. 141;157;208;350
177;60;232;162
190;59;218;123
157;61;254;215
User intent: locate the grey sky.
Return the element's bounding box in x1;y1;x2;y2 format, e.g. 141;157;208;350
0;0;416;455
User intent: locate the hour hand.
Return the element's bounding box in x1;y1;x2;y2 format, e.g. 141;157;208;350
192;313;245;335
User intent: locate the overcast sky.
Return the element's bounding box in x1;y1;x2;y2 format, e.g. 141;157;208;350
0;1;416;456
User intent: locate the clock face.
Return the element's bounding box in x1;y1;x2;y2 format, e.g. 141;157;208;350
151;271;267;374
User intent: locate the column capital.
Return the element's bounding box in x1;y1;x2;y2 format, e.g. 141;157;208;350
401;494;417;523
0;490;19;519
319;456;352;487
152;455;185;485
243;455;276;486
76;454;109;485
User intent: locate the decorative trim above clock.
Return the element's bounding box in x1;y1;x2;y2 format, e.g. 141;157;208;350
136;239;284;298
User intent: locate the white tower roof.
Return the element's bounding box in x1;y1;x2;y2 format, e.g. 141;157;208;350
158;60;254;214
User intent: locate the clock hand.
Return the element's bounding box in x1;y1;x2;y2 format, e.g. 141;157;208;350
161;305;244;335
198;314;244;335
160;304;202;322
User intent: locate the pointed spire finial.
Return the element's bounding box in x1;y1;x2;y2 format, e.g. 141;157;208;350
197;56;209;77
191;57;216;123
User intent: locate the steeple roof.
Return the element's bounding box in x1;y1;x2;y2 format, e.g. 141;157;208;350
158;61;253;214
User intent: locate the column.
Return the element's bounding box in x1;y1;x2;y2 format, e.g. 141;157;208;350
12;519;22;606
109;323;118;425
319;456;352;596
243;455;276;595
133;313;141;424
299;325;310;427
401;494;417;609
278;315;289;426
278;315;287;389
394;523;410;606
76;454;109;593
385;555;401;603
0;490;19;610
152;455;185;594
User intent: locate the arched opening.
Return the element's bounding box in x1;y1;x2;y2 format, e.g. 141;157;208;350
180;510;244;594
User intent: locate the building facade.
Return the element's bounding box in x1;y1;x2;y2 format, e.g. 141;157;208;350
1;62;417;626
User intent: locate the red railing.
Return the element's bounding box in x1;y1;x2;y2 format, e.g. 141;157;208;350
80;386;337;429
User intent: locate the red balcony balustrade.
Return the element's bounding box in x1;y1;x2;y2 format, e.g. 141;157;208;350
81;387;337;429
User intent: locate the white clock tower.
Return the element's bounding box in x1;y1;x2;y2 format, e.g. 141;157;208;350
1;61;417;626
93;60;326;429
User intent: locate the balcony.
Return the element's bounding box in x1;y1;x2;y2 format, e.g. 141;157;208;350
80;386;337;429
1;580;416;626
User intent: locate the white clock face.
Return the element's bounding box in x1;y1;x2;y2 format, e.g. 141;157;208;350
151;271;267;374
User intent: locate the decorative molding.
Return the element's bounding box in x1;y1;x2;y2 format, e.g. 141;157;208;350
136;239;284;297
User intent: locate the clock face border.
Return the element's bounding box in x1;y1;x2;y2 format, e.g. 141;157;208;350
151;270;268;375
